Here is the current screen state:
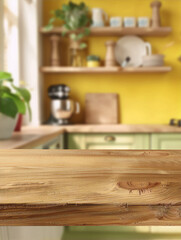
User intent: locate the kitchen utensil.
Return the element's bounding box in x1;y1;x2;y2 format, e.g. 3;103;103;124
110;17;122;27
91;8;108;27
115;36;152;67
151;1;162;28
124;17;136;27
142;54;164;67
122;57;131;68
48;84;80;125
85;93;119;124
169;119;181;127
138;17;150;28
105;41;117;67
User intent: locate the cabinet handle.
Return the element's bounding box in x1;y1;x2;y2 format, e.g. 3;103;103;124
104;135;116;142
56;143;61;149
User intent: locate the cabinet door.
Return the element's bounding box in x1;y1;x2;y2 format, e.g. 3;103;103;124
35;135;64;149
68;133;150;150
62;226;151;240
151;134;181;149
63;226;181;240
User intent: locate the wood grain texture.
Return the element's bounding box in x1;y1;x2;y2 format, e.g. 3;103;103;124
1;149;181;225
1;150;181;205
0;204;181;226
1;150;181;226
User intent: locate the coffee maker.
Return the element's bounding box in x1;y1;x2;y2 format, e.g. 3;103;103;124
48;84;80;125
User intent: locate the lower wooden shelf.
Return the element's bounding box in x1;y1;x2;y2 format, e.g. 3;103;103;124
41;66;172;74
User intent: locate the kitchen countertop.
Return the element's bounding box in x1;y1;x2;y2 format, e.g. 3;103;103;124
1;124;181;149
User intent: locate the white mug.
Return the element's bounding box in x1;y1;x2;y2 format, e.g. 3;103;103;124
92;8;108;27
138;17;150;28
145;42;152;56
110;17;122;27
124;17;136;27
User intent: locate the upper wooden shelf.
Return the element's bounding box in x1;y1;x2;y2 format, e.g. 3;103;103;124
40;26;172;37
41;66;172;74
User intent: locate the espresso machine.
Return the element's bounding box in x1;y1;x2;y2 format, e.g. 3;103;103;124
48;84;80;125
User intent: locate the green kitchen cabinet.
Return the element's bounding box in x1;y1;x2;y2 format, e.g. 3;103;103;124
35;134;64;149
151;133;181;149
67;133;150;150
62;226;181;240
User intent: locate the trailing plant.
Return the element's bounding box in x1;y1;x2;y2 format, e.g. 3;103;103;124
45;1;92;49
0;72;31;119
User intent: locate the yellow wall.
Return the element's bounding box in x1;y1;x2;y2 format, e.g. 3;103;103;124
43;0;181;124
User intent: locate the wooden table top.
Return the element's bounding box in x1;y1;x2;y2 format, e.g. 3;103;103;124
1;124;181;149
0;149;181;225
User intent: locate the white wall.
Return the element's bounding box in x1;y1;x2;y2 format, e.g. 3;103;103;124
0;0;4;70
19;0;43;125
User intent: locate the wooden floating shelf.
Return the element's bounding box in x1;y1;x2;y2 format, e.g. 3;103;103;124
40;26;172;37
41;66;172;74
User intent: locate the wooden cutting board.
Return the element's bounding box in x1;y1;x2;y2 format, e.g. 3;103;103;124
85;93;119;124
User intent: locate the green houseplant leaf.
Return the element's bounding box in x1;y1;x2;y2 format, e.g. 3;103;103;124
0;72;12;80
0;71;32;119
0;97;18;118
45;1;92;47
3;92;26;115
12;85;31;102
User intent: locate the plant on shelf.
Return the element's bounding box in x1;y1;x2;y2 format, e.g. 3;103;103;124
46;1;92;67
0;72;31;139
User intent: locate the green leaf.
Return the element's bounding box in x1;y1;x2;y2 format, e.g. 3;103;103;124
44;24;53;31
62;4;70;11
69;2;77;10
0;86;11;95
64;23;71;30
0;72;13;86
84;28;90;36
49;17;55;24
0;97;18;118
26;102;32;121
79;2;85;10
0;72;12;80
79;14;88;27
70;33;77;40
77;32;84;40
79;42;87;49
12;86;31;103
3;92;26;115
54;9;62;18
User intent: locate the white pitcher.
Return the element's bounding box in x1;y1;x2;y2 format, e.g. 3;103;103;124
92;8;108;27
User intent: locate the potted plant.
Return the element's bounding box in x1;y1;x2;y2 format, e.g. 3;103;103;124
46;1;92;67
0;72;31;140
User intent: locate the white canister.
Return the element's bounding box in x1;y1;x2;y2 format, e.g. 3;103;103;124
124;17;136;27
138;17;150;28
0;114;18;140
92;8;108;27
110;17;122;27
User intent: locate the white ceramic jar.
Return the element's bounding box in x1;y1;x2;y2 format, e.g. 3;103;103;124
0;114;17;140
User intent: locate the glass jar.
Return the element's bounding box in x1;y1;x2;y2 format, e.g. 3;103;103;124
69;40;86;67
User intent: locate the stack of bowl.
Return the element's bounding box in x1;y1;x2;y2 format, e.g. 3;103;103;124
142;54;165;67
